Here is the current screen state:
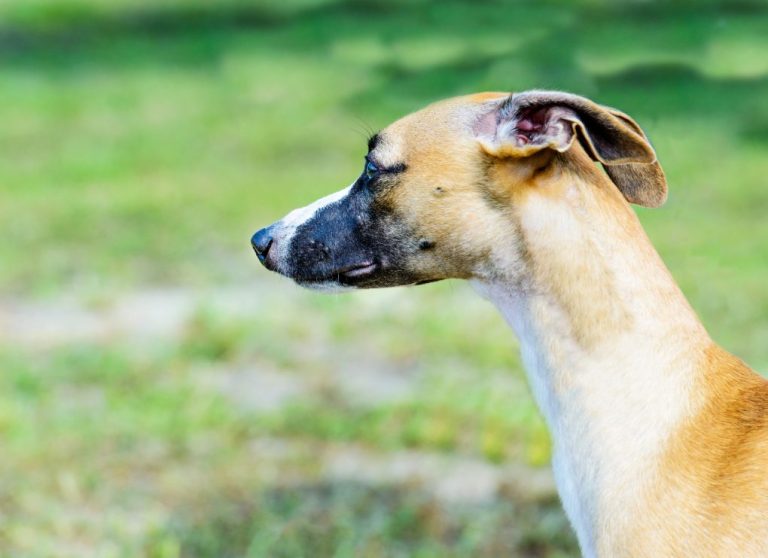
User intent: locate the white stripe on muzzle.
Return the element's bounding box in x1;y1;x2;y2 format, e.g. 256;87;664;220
270;184;353;273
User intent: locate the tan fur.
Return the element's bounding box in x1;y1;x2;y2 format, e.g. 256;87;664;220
505;149;635;348
637;346;768;557
369;93;768;556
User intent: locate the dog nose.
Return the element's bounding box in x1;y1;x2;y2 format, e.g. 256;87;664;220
251;227;274;265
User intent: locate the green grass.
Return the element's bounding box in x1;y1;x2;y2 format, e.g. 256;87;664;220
1;0;767;556
155;481;575;558
0;286;559;556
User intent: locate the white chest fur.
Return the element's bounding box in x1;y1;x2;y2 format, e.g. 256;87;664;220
471;279;702;556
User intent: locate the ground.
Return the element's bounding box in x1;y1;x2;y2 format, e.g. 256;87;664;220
0;1;767;556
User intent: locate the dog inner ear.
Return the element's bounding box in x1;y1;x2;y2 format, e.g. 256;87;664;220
479;90;668;208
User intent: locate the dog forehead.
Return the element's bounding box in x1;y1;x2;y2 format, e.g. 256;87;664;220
375;92;507;165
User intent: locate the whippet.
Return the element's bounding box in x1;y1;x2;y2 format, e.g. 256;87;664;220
251;91;768;557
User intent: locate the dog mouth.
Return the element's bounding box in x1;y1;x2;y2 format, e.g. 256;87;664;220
337;261;378;279
292;259;443;290
295;260;381;287
331;260;383;286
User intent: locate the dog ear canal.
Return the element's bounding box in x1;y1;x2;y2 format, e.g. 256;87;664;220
485;90;668;208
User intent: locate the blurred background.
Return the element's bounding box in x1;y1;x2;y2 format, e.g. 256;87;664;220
1;0;767;556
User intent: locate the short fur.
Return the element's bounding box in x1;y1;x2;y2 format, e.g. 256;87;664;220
252;90;768;557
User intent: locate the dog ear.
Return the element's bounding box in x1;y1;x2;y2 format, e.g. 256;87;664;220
478;90;667;208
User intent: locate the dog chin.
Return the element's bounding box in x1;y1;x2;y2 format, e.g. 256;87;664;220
294;279;358;293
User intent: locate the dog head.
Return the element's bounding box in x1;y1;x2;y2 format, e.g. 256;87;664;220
251;90;666;291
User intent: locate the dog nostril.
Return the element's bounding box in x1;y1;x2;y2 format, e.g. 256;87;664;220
251;228;274;264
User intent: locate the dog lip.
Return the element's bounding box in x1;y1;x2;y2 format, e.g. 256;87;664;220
338;261;378;279
294;261;381;286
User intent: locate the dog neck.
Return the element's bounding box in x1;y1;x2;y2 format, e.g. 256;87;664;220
472;160;711;556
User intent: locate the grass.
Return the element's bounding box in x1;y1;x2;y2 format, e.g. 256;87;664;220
157;481;575;558
0;0;767;556
0;286;559;556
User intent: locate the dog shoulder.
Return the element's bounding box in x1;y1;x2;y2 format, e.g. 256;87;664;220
641;345;768;555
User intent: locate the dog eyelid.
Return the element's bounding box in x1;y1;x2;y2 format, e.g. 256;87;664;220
384;162;407;175
364;155;406;176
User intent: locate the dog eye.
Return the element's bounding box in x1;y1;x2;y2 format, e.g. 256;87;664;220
364;160;379;180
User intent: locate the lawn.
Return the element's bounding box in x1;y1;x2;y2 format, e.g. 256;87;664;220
0;0;767;556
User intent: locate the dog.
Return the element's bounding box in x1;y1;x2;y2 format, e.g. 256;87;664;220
251;90;768;557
